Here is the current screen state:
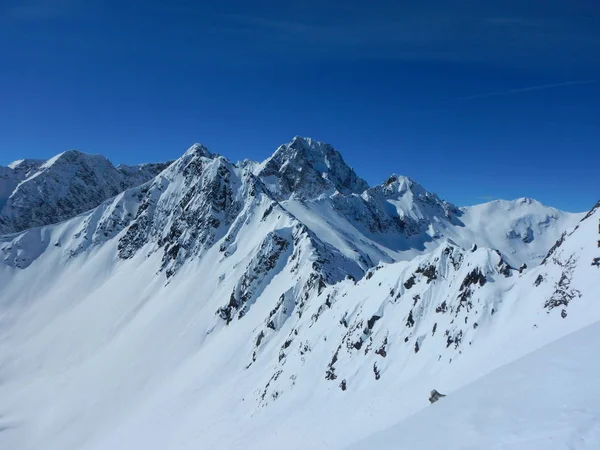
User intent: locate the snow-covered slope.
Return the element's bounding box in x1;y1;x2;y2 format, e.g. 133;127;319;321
0;138;596;450
347;319;600;450
0;151;171;235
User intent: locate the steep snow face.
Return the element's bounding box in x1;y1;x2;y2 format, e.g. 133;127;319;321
256;136;369;200
0;151;171;235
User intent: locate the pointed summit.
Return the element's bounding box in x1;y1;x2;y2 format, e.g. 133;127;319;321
257;136;369;199
356;173;461;238
369;173;458;213
183;143;213;159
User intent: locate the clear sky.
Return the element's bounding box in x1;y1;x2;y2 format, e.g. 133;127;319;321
1;0;599;212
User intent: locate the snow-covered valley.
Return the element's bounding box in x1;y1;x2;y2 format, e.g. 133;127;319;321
0;137;597;449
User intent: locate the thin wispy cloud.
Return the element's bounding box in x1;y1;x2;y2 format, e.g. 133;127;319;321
457;80;597;101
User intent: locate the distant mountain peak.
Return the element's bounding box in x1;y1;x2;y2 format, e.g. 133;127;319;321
257;136;369;199
381;174;422;194
45;148;99;161
0;150;170;234
368;173;458;214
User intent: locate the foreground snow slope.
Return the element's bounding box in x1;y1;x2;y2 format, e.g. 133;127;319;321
347;320;600;450
0;138;596;449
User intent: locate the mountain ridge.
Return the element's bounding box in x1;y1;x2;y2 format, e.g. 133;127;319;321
0;150;172;235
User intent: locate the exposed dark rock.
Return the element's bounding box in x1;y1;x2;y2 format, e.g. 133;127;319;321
460;268;487;289
416;264;437;283
340;313;349;328
375;336;388;358
367;315;381;331
260;370;283;402
435;301;448;313
542;232;566;265
255;331;265;347
429;389;446;404
446;330;463;349
544;257;581;312
403;275;416;290
457;268;486;312
325;345;341;380
580;200;600;222
373;363;381;380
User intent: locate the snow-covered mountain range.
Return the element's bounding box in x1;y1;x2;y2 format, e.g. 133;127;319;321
0;137;597;450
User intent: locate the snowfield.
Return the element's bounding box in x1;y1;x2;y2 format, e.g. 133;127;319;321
347;320;600;450
0;137;597;449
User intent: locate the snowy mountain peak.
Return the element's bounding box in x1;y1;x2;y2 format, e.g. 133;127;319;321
184;143;214;159
379;174;433;198
257;136;369;199
0;150;170;235
39;149;112;170
516;197;538;205
363;174;460;226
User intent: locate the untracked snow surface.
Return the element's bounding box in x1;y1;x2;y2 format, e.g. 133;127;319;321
347;321;600;450
0;138;597;450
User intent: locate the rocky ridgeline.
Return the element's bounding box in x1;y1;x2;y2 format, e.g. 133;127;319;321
0;150;171;234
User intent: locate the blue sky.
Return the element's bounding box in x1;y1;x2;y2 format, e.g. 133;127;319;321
1;0;599;212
